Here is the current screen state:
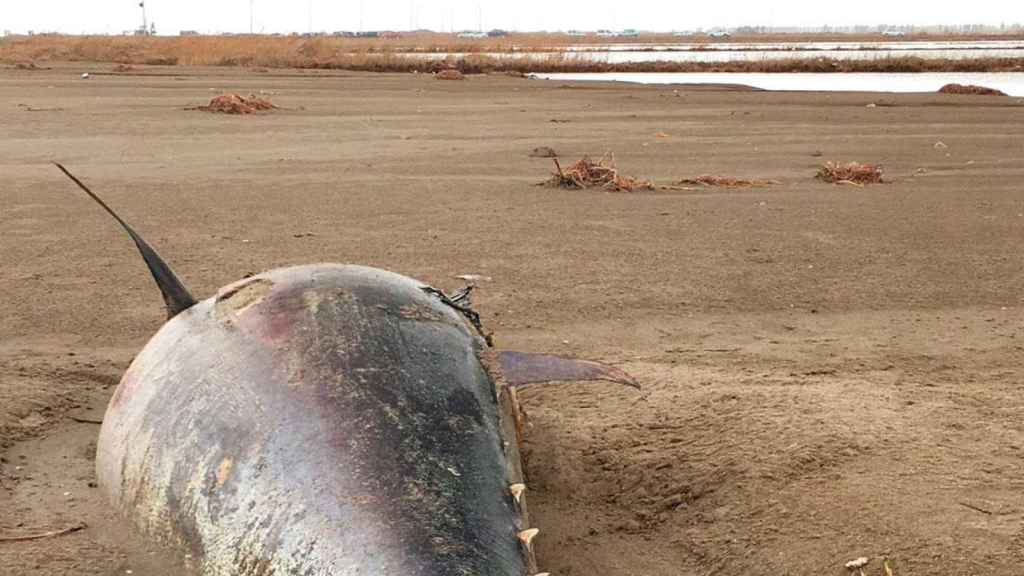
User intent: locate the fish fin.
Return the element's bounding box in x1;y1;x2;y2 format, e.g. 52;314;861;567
55;163;197;319
496;351;639;389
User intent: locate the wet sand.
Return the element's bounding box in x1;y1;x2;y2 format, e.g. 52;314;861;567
2;63;1024;575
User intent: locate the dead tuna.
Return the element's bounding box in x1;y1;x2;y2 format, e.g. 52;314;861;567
56;164;637;576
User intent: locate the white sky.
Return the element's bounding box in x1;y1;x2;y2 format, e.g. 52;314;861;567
1;1;1021;35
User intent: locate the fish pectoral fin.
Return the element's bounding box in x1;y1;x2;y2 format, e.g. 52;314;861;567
496;351;639;389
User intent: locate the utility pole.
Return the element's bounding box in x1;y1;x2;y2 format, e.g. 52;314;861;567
139;1;148;35
250;0;254;34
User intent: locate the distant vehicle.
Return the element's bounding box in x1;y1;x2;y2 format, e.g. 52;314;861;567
356;31;379;38
179;30;200;36
881;30;905;37
566;30;586;36
619;29;640;37
487;29;508;38
332;31;356;37
596;29;616;37
457;31;487;39
707;30;731;38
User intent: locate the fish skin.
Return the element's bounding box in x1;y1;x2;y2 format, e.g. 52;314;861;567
98;264;529;576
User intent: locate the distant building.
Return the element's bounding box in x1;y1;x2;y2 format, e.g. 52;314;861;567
619;29;640;37
487;29;508;37
457;31;487;39
180;30;200;36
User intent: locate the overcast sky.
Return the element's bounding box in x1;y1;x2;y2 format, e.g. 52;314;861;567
2;1;1021;35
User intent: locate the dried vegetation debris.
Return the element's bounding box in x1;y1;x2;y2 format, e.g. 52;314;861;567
937;83;1007;96
676;175;780;188
816;161;884;185
544;155;654;192
435;69;466;80
191;93;277;114
529;146;558;158
542;157;787;193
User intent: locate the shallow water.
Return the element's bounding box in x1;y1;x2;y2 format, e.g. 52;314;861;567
535;71;1024;97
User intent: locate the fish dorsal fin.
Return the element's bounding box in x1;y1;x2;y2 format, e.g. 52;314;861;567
55;163;197;319
496;351;639;389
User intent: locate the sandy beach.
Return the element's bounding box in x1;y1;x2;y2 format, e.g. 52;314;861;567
2;63;1023;575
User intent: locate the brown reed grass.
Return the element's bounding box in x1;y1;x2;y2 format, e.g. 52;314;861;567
1;35;1022;74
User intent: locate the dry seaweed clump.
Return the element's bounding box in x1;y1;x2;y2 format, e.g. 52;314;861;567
816;162;883;185
938;83;1007;96
677;175;779;188
435;69;466;80
545;155;654;192
192;93;276;114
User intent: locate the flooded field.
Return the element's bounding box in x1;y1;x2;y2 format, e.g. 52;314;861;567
538;71;1024;96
